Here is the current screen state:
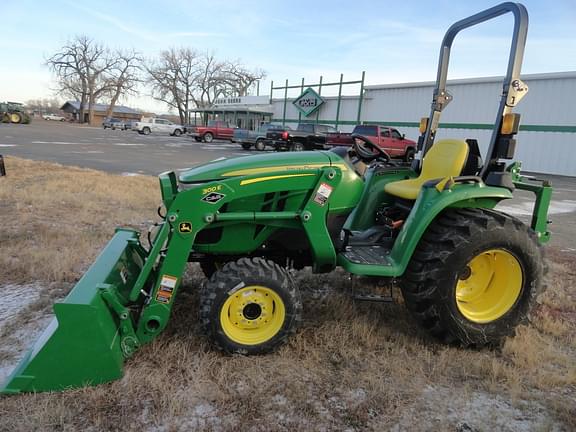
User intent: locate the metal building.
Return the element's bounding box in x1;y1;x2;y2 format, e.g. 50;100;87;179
271;71;576;176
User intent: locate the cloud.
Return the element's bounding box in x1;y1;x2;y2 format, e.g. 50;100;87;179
64;2;225;42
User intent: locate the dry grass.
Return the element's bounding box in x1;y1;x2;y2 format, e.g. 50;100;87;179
0;156;574;431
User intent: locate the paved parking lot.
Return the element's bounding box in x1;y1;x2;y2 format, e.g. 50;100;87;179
0;120;250;175
1;120;575;254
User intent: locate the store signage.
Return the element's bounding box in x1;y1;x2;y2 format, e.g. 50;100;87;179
293;87;324;116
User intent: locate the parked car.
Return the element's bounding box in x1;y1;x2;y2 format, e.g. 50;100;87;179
188;120;235;142
123;119;136;131
102;118;125;130
43;113;66;121
326;125;417;161
265;123;338;151
233;123;289;151
132;118;185;136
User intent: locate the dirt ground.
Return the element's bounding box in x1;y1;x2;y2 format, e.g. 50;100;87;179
0;156;574;431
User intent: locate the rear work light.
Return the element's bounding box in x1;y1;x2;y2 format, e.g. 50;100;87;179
501;113;521;135
419;117;429;134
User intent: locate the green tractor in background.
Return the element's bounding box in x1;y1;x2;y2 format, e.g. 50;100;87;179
0;101;31;124
2;2;553;394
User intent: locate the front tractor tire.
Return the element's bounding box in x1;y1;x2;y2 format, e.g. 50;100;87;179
201;258;302;354
401;208;544;347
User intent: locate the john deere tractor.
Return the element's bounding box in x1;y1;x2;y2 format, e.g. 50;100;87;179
0;101;31;124
2;2;552;394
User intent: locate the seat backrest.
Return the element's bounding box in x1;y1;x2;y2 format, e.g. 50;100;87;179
420;139;469;181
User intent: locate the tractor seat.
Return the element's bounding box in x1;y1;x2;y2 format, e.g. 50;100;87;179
384;139;469;200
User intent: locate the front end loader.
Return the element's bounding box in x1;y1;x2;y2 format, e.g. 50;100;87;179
1;2;552;394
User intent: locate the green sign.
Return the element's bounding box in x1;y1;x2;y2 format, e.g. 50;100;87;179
293;87;324;117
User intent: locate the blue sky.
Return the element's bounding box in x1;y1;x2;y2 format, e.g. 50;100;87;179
1;0;575;113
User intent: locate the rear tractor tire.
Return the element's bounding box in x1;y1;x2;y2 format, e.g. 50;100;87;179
10;113;22;124
401;208;544;347
201;257;302;354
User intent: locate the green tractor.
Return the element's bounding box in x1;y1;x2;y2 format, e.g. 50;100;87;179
2;2;552;394
0;101;31;124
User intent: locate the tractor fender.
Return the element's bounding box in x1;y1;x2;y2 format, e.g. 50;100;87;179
389;181;513;276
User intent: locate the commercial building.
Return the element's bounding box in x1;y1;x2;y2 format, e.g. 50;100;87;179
270;71;576;176
60;101;141;126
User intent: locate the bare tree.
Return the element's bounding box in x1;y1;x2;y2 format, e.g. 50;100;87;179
146;47;199;124
146;48;267;122
220;61;266;97
104;49;142;118
25;98;63;114
190;51;226;108
46;35;120;123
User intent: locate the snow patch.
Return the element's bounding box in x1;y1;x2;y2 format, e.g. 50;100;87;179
390;385;563;432
0;283;41;326
0;283;51;383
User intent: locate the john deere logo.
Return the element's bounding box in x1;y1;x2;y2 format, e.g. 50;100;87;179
293;87;324;117
179;222;192;233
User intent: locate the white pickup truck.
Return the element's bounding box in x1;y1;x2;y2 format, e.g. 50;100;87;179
131;117;185;136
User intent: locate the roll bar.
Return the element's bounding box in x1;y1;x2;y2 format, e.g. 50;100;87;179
417;2;529;179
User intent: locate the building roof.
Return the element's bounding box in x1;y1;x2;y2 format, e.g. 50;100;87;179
364;71;576;91
61;101;141;115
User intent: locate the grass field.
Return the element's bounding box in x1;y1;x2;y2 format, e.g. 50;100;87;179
0;156;574;431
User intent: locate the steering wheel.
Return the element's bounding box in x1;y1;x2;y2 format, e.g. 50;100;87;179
350;133;392;163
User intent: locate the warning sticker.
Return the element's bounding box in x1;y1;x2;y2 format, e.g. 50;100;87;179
156;292;171;304
313;182;333;206
156;275;178;303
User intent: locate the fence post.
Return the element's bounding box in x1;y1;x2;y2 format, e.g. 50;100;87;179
282;79;288;127
357;71;365;124
315;76;323;124
298;77;305;123
335;73;344;129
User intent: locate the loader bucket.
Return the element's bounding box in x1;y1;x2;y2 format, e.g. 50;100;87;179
1;228;147;394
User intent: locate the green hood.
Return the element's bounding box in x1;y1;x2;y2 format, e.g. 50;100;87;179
179;151;336;183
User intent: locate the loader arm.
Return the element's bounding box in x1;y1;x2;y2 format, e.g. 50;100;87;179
1;165;344;394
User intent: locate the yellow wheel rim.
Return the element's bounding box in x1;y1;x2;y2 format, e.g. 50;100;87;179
10;113;20;123
456;249;523;323
220;285;285;345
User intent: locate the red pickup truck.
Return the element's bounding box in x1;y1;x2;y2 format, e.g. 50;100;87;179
327;125;417;161
188;120;235;143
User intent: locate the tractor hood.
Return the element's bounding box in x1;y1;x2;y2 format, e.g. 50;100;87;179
179;151;336;183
